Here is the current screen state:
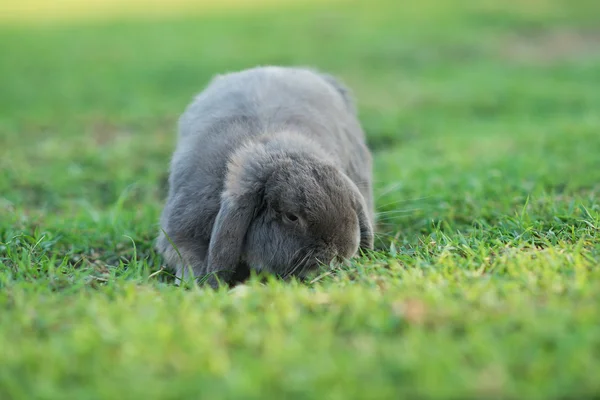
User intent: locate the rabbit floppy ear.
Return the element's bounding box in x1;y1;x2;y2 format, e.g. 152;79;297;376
356;198;374;251
206;191;259;286
341;173;374;252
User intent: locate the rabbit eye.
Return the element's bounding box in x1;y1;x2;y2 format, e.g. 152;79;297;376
283;212;299;223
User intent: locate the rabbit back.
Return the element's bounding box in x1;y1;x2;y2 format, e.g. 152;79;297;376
176;66;373;212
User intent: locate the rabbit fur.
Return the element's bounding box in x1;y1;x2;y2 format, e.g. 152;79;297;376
156;66;374;287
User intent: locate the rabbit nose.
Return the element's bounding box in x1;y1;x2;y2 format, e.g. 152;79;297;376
326;248;341;264
332;248;351;264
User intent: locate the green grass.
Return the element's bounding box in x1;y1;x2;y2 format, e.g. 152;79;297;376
1;0;600;398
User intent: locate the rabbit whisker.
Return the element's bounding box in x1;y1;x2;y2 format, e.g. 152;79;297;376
375;182;405;199
376;208;422;216
298;249;318;278
283;246;308;277
287;248;315;279
283;247;308;279
376;195;436;210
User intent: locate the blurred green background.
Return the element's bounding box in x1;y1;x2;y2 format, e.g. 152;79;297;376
1;0;599;398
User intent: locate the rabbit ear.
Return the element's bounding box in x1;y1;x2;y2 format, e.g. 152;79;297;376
356;199;374;251
206;191;259;285
341;174;374;251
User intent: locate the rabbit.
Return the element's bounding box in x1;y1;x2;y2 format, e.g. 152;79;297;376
156;66;374;288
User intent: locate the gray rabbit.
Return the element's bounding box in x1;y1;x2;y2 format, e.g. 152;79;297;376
156;66;374;287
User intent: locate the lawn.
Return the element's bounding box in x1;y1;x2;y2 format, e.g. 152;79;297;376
1;0;599;398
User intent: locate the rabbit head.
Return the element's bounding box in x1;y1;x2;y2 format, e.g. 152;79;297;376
207;133;374;282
